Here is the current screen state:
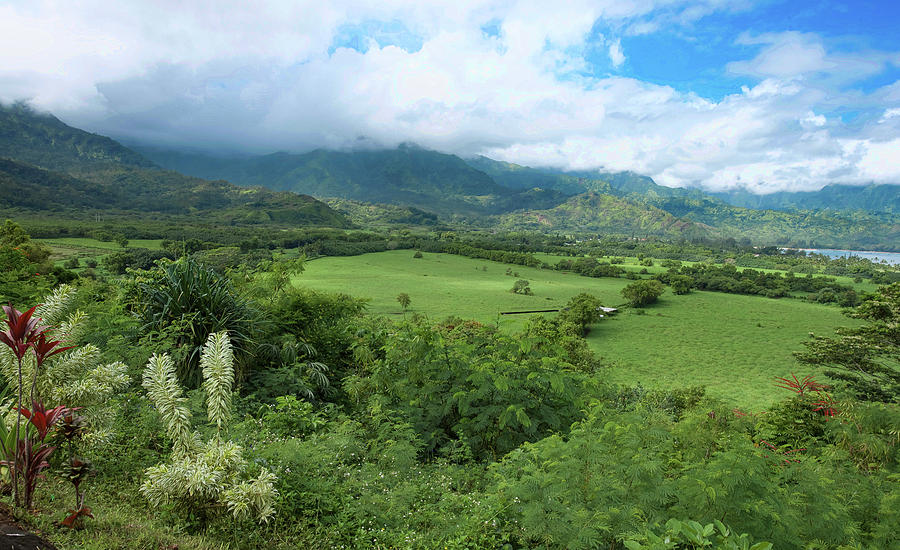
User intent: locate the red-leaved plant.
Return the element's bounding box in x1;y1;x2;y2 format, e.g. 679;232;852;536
6;401;71;510
61;458;93;529
811;392;839;419
0;304;76;509
775;373;830;395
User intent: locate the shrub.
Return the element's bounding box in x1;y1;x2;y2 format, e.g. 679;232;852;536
140;332;277;524
129;257;257;387
511;279;532;295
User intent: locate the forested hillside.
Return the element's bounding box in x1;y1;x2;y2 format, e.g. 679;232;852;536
0;103;349;227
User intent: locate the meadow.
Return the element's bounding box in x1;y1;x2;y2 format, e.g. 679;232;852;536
298;250;855;407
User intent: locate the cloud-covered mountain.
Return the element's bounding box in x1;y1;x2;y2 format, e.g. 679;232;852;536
3;2;900;193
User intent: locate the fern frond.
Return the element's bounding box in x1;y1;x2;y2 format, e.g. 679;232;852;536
142;353;193;454
35;284;76;325
200;331;234;429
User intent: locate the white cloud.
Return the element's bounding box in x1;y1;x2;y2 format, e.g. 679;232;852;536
608;39;625;68
1;1;899;192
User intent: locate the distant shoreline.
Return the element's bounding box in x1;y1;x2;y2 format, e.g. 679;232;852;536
781;247;900;265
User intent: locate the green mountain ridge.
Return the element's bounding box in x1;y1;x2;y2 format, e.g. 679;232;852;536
496;192;714;238
0;103;350;227
469;157;900;249
138;144;569;215
712;183;900;214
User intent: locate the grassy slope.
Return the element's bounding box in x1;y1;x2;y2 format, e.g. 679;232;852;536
297;250;855;407
588;292;855;408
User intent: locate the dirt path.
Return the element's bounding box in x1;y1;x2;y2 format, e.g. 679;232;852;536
0;505;58;550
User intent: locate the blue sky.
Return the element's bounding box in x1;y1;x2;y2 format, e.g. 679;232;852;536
604;1;900;99
2;0;899;192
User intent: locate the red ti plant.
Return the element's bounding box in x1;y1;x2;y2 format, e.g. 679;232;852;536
775;373;829;395
56;411;94;529
9;401;71;510
0;304;49;507
0;304;76;509
61;458;93;529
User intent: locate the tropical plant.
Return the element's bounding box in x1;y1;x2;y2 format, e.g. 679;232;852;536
140;331;277;524
5;400;71;509
0;285;130;445
130;257;258;387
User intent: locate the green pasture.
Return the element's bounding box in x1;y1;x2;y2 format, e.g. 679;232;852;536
587;291;855;408
299;250;627;329
38;237;164;251
297;250;855;407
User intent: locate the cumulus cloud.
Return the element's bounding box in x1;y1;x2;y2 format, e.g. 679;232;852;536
1;0;899;192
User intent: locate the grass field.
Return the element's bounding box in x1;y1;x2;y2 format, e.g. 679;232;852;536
37;237;165;265
298;250;856;407
38;237;164;251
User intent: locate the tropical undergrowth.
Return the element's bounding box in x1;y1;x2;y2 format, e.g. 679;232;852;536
0;233;896;550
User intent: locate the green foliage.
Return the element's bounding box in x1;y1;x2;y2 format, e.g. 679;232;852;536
796;283;900;402
141;354;193;455
346;319;589;460
396;292;411;311
668;274;694;295
199;332;234;431
557;292;605;334
626;518;772;550
492;404;674;548
0;219;56;303
129;257;257;388
623;279;666;307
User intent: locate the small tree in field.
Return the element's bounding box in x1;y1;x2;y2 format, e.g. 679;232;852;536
558;293;605;335
622;279;665;307
397;293;411;311
511;280;533;295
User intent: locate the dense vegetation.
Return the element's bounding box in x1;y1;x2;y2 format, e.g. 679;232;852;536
1;100;899;549
0;231;896;548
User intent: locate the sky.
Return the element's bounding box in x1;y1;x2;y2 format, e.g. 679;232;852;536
2;0;900;193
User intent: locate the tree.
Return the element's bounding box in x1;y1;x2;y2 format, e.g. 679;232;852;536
397;293;411;311
622;279;665;307
668;274;694;295
511;279;532;295
114;234;129;249
558;293;605;335
795;282;900;402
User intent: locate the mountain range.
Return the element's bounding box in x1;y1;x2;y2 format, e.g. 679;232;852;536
2;101;899;250
0;103;349;227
